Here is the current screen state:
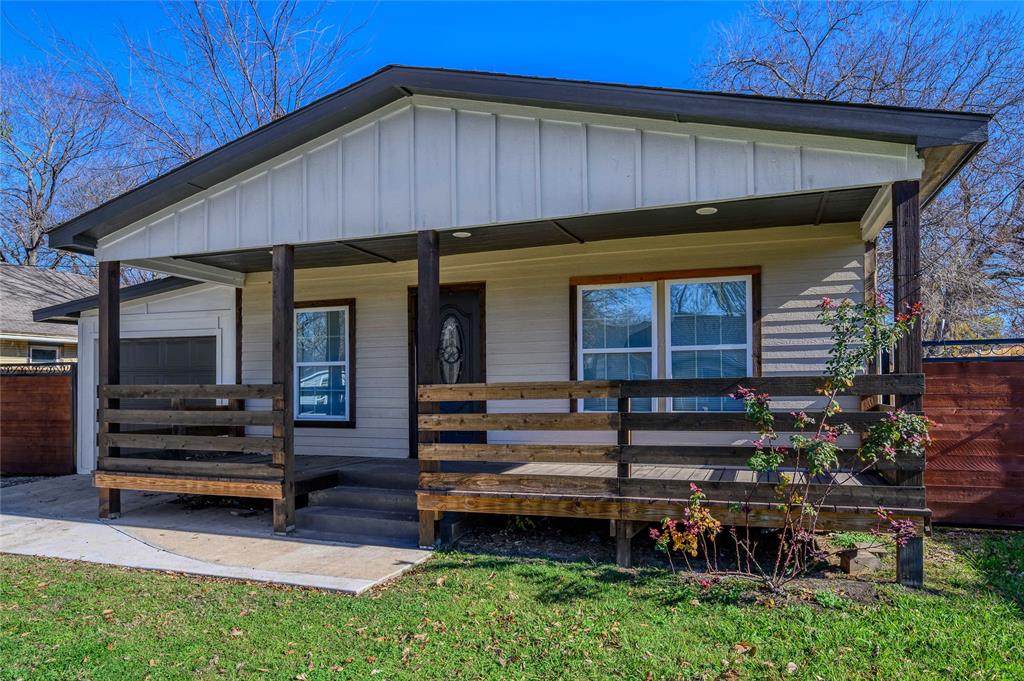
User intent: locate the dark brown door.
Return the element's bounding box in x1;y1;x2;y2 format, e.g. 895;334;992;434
408;284;485;454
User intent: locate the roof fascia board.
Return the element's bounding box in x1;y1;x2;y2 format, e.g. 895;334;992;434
32;276;201;322
397;67;990;147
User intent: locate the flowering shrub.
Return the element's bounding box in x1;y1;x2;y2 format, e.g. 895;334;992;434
650;484;722;572
654;293;932;590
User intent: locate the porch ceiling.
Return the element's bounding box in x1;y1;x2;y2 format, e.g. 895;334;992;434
180;186;878;273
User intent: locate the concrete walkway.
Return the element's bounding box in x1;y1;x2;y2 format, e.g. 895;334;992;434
0;475;430;594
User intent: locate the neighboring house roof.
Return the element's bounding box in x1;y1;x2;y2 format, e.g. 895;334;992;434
0;264;96;341
46;65;991;255
32;276;201;324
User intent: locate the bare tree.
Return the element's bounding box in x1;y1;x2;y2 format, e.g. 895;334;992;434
75;0;363;169
0;64;138;272
702;0;1024;337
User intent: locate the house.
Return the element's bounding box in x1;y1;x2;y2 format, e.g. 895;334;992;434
38;66;989;586
0;264;95;364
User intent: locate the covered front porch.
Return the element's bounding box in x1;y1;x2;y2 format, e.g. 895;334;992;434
88;175;929;585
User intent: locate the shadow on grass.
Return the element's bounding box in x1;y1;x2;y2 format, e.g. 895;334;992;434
418;552;752;608
928;528;1024;614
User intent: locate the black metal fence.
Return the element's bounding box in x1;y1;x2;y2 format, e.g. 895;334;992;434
923;338;1024;362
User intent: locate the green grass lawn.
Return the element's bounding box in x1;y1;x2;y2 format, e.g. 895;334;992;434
1;529;1021;680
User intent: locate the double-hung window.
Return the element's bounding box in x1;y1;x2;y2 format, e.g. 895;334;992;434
666;276;752;412
575;272;754;413
577;283;655;412
294;304;351;423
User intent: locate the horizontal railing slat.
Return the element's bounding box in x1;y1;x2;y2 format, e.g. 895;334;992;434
621;445;922;471
101;383;283;400
93;470;284;499
617;374;923;398
99;433;283;455
418;443;922;471
419;410;918;433
100;408;281;427
96;456;283;479
417;374;924;401
621;411;918;432
418;413;617;431
418;472;925;509
418;381;617;401
418;443;619;464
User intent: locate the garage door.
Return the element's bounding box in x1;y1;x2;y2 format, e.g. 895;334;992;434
120;336;217;386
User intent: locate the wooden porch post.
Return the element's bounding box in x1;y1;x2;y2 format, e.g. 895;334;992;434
615;395;633;568
272;245;295;534
417;230;442;548
891;179;925;588
97;260;121;519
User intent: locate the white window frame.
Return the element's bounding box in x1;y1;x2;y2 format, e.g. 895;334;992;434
663;274;753;412
28;345;60;364
294;305;350;422
576;282;658;412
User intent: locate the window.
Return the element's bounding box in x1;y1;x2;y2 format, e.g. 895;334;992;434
666;277;752;412
29;346;60;364
294;303;353;423
577;284;655;412
574;270;757;413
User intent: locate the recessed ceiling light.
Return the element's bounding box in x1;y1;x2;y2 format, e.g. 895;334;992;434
452;231;472;238
695;206;718;216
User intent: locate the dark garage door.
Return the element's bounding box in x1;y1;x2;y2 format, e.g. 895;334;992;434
120;336;217;386
116;337;218;445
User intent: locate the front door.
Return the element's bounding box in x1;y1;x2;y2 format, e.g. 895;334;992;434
409;284;485;454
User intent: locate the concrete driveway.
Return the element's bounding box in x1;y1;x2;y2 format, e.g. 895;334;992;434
0;475;430;594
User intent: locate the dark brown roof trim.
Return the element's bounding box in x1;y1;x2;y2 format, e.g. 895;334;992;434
32;276;201;322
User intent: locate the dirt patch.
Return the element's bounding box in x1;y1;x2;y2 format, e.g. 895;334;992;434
452;515;903;604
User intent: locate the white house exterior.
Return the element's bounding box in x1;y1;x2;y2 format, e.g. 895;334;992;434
37;67;986;576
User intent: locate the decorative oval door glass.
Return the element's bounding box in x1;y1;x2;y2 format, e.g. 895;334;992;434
439;314;464;384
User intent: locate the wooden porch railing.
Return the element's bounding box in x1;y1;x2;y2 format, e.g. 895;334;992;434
416;374;929;578
94;383;295;532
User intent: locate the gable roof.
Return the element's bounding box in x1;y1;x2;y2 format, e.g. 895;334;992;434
0;264;96;338
47;65;991;255
32;276;200;324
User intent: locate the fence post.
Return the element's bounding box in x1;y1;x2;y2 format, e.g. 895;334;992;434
615;394;632;568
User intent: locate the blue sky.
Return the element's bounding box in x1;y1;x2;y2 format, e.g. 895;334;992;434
2;1;1019;90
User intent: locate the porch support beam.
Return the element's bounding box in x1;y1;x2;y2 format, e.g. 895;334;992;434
97;260;121;519
891;179;924;588
127;257;246;287
417;230;442;548
271;244;295;534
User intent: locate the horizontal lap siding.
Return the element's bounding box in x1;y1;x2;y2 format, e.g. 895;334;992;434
240;224;864;458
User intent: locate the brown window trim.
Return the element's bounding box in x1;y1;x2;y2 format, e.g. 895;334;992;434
569;265;762;287
569;266;763;413
294;298;357;429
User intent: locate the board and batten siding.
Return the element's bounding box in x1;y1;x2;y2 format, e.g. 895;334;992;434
239;224;864;457
96;95;921;263
77;284;236;473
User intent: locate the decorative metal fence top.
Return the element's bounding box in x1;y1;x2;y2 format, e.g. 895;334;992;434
0;362;76;376
922;338;1024;362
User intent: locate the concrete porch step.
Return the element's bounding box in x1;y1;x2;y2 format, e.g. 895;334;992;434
296;506;419;544
310;485;418;513
295;504;467;548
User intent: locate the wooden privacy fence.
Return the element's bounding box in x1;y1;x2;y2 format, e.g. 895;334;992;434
0;363;76;475
923;340;1024;527
93;383;297;532
417;374;929;571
